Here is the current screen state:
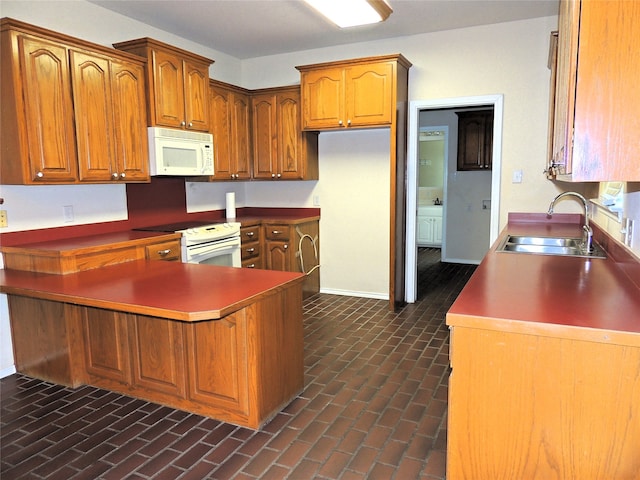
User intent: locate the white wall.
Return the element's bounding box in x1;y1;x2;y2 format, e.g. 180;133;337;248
0;1;563;375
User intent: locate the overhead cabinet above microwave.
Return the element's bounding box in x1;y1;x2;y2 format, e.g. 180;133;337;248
113;38;213;133
0;18;150;185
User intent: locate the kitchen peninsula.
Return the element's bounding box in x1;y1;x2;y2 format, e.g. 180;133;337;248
0;259;305;429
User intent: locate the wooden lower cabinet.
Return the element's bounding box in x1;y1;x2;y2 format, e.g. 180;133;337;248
6;280;304;429
185;310;249;417
447;326;640;479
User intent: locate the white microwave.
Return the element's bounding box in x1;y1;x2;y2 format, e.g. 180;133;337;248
148;127;214;176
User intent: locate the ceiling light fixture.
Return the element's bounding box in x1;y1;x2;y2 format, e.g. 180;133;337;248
304;0;392;28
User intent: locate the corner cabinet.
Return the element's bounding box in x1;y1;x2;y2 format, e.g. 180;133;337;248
0;18;149;184
296;55;411;131
113;38;213;132
251;86;319;180
456;110;493;171
208;80;252;181
549;0;640;181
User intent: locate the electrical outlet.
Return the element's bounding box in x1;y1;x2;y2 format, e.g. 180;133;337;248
0;210;7;228
313;195;320;206
63;205;74;223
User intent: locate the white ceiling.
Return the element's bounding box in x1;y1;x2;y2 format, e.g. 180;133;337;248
89;0;559;59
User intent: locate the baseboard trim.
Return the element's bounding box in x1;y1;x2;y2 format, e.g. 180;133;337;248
319;288;388;300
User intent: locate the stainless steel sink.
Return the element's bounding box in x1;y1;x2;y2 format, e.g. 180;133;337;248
498;235;606;258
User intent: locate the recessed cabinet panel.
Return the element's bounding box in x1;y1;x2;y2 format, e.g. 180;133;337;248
183;60;210;132
186;312;249;415
82;307;131;384
456;110;493;171
18;35;78;182
70;51;116;182
130;315;186;397
300;69;343;129
153;49;184;128
346;62;393;127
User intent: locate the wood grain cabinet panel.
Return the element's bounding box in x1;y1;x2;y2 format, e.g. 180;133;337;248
0;19;149;184
251;86;319;181
82;307;132;385
114;37;213;132
185;311;249;416
456;110;493;171
129;315;186;398
206;80;252;181
1;31;78;183
447;326;640;479
297;56;409;130
550;0;640;181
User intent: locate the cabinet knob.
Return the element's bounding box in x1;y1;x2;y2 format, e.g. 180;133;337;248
347;119;351;125
246;247;255;253
188;122;193;128
112;172;119;179
284;244;288;249
276;173;281;178
338;120;343;126
247;263;255;268
245;231;255;237
120;172;126;178
36;171;44;178
157;249;172;256
272;230;282;235
271;173;276;178
180;121;186;126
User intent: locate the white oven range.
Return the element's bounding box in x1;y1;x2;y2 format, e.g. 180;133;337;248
136;221;242;267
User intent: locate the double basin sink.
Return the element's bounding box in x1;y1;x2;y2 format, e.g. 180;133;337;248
498;235;606;259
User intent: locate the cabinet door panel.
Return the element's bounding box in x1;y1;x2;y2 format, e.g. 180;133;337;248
301;69;343;129
70;51;116;182
252;94;277;179
130;315;186;397
186;313;249;414
18;35;78;182
111;60;149;181
266;241;290;271
232;92;252;179
152;50;184;128
210;86;233;179
183;60;209;131
277;93;302;179
82;307;131;384
346;62;393;126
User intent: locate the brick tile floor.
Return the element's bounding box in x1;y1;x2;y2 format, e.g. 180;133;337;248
1;248;476;479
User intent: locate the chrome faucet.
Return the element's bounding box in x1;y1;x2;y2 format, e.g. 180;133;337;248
547;191;593;254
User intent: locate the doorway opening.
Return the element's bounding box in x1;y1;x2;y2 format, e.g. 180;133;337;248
405;95;503;303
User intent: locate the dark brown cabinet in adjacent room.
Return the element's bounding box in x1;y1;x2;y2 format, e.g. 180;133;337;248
456;110;493;171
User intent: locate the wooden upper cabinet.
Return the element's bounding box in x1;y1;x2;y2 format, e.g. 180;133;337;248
550;0;640;181
208;80;252;181
0;18;149;184
2;31;78;183
297;55;410;131
251;86;318;180
113;38;213;132
456;110;493;171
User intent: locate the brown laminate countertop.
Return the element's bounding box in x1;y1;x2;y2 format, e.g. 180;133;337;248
0;260;304;321
447;217;640;347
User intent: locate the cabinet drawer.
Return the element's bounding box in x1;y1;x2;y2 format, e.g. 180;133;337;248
145;240;181;261
242;257;264;269
265;225;290;241
241;225;261;243
241;242;261;260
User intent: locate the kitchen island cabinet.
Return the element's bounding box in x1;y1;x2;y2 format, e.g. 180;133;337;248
446;214;640;479
1;261;305;429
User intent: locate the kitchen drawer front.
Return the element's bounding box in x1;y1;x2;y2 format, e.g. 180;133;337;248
145;240;181;261
241;225;261;243
241;242;261;261
264;224;290;241
242;257;264;269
